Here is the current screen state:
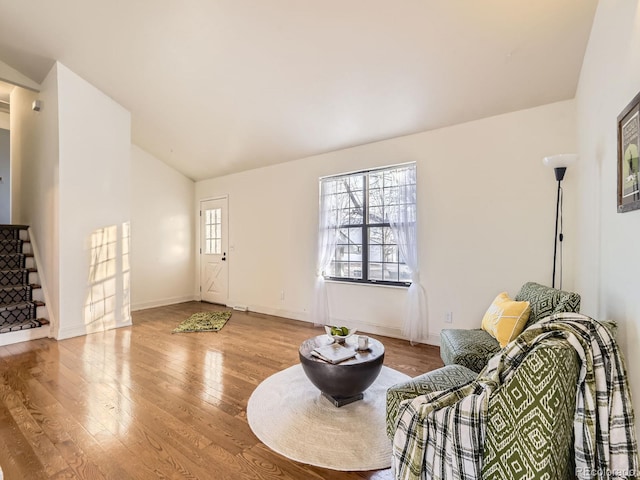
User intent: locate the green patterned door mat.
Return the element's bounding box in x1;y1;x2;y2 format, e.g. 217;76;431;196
172;311;232;333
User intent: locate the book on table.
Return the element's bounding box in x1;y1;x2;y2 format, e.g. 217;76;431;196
311;343;357;364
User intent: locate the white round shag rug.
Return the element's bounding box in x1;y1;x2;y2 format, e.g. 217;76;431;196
247;364;410;471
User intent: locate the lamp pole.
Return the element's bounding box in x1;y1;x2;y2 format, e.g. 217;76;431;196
544;154;576;290
551;167;566;289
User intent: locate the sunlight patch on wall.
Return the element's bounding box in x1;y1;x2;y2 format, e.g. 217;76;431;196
122;222;131;324
84;222;131;333
84;225;117;331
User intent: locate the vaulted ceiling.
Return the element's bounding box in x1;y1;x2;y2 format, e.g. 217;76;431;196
0;1;597;181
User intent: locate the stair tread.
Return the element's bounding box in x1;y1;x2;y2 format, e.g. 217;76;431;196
0;319;48;327
0;300;45;310
0;225;29;230
0;318;48;334
0;225;46;337
0;252;36;258
0;284;41;291
0;268;36;274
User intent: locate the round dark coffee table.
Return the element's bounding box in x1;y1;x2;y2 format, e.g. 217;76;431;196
299;335;384;407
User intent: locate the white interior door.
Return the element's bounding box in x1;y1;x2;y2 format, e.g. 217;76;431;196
200;197;229;304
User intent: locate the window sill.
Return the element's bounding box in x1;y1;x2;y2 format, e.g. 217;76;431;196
324;279;410;290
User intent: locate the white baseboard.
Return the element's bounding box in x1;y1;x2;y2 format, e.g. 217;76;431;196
131;294;199;311
236;303;308;323
0;325;51;346
234;303;441;347
57;320;133;340
328;315;440;346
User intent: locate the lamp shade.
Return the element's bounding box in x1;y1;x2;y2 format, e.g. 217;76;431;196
543;154;578;168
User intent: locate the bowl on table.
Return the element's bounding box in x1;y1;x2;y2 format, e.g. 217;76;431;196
324;325;357;344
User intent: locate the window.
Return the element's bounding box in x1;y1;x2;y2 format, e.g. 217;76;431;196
204;208;222;254
320;163;416;286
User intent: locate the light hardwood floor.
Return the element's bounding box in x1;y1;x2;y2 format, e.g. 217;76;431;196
0;302;443;479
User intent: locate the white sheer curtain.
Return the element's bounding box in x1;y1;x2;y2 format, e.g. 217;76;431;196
387;164;428;343
311;179;347;326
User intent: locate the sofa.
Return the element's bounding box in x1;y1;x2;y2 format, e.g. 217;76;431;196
439;282;581;372
386;337;579;478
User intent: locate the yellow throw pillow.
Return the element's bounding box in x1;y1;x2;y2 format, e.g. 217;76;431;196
481;292;531;347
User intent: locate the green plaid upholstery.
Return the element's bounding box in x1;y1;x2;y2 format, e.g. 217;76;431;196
387;339;581;479
439;282;581;372
388;316;635;479
386;344;577;474
482;341;578;479
386;364;477;438
515;281;581;328
440;329;500;373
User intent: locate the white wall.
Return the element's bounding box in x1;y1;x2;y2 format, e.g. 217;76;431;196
131;144;196;310
11;62;132;339
0;113;8;130
11;61;190;338
575;0;640;440
56;62;132;339
0;129;9;223
196;100;577;343
11;69;60;329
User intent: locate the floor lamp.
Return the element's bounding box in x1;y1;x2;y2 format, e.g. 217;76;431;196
543;154;577;289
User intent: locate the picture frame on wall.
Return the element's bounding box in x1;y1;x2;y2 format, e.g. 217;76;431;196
618;90;640;213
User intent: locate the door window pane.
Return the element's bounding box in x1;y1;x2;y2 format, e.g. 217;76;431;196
204;208;222;254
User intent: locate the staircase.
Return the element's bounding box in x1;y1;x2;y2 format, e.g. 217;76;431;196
0;225;49;343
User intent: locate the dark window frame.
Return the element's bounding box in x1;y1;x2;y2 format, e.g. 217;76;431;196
322;167;413;287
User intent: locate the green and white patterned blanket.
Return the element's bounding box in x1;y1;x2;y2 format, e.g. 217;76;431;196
392;313;639;480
